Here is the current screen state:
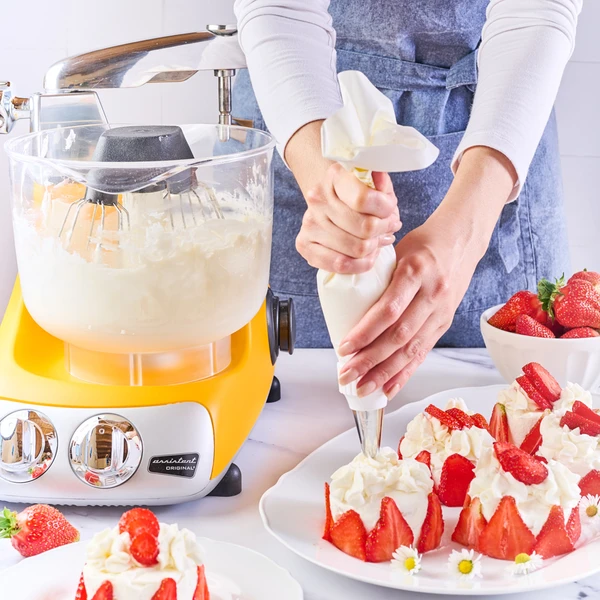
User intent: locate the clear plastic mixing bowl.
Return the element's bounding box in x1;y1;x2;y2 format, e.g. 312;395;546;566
5;124;275;380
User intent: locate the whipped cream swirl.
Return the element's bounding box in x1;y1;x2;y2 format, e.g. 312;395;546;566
400;399;494;485
468;447;581;535
329;447;432;535
553;383;594;416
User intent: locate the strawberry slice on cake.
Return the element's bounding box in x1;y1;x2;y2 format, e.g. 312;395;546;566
399;398;494;507
452;442;582;560
324;448;443;562
491;363;562;449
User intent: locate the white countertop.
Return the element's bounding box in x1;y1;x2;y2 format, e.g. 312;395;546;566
1;348;599;599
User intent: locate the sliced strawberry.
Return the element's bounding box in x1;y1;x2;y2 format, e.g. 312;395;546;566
416;492;444;553
471;413;489;430
397;436;405;459
566;506;581;545
519;417;544;455
560;411;600;437
494;442;548;485
561;327;600;338
415;450;431;470
490;403;509;443
152;579;177;600
75;573;87;600
516;314;555;338
91;582;113;600
571;401;600;427
193;565;210;600
516;375;553;410
522;363;562;403
452;496;487;551
329;510;367;561
579;470;600;497
535;455;548;464
323;483;333;542
534;505;575;559
365;497;414;563
130;532;159;566
425;404;462;430
118;508;160;539
478;496;536;560
437;454;475;507
446;408;475;429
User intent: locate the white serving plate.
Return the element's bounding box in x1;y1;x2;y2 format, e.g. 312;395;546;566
260;384;600;596
0;537;303;600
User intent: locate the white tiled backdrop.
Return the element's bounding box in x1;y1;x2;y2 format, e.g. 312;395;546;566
0;0;597;316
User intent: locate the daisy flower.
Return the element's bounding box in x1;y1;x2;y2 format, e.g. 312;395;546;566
391;545;422;575
447;549;483;581
580;495;600;530
507;552;543;576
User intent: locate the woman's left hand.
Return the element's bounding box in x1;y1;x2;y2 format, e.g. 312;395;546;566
336;146;518;398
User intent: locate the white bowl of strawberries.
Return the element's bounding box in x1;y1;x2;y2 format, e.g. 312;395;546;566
481;270;600;392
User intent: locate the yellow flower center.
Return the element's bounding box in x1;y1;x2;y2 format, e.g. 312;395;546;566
404;557;416;571
586;505;598;518
515;553;531;564
458;559;473;574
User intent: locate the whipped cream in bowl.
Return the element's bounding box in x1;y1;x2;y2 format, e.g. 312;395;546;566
84;523;205;600
399;399;494;485
468;447;581;536
329;447;433;537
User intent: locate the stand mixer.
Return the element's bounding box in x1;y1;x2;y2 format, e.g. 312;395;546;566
0;26;295;506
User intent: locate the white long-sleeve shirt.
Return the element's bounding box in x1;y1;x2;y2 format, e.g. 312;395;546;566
234;0;582;199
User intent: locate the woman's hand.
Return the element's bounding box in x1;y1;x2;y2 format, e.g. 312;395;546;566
295;164;401;274
337;146;518;397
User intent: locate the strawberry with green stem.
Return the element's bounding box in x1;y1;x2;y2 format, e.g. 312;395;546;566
539;275;600;329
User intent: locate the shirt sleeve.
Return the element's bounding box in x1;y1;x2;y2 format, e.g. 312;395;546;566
451;0;583;201
234;0;343;159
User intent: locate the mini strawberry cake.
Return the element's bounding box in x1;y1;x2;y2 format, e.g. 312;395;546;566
76;508;209;600
491;363;563;451
539;399;600;497
399;399;494;506
323;448;443;562
452;442;582;560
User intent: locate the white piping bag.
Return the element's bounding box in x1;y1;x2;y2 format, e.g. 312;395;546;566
317;70;439;457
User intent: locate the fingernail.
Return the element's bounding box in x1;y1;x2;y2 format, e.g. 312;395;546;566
386;385;400;399
380;234;396;246
358;381;377;397
338;341;354;356
339;368;359;386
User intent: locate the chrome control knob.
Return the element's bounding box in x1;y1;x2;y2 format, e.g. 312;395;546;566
69;414;142;489
0;409;57;483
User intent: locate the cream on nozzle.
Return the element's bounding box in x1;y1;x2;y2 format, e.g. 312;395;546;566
317;70;439;413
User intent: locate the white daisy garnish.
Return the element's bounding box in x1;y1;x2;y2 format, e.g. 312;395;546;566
447;548;483;580
507;552;543;576
391;545;422;575
580;494;600;524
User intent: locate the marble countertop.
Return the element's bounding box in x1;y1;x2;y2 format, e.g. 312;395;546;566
1;348;599;599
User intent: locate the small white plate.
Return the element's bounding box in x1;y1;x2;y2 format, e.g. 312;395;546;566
260;384;600;596
0;537;303;600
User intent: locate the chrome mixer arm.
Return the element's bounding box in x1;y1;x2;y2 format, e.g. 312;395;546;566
0;25;248;133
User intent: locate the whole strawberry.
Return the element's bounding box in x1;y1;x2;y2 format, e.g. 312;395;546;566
569;269;600;293
515;314;555;338
539;277;600;329
0;504;79;557
488;291;542;332
561;327;600;339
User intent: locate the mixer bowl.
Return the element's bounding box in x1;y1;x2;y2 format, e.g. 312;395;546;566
5;124;275;361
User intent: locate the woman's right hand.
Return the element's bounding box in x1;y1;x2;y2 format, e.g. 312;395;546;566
295;164;402;274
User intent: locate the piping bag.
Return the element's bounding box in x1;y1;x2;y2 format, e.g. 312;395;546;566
317;70;439;458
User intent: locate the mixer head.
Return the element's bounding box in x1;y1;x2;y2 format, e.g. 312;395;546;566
57;125;223;253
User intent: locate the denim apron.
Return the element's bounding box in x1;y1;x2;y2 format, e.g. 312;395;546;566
233;0;570;348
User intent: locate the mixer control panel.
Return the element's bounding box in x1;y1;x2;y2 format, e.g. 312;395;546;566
0;409;57;483
69;414;143;489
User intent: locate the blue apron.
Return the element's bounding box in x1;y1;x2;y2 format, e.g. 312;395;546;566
233;0;570;348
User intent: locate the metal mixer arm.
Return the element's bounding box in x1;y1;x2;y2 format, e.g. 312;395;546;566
43;27;246;91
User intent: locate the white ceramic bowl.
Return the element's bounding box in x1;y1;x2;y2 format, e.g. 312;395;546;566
481;304;600;392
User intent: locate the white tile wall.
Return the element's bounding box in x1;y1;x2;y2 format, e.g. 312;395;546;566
0;0;596;317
